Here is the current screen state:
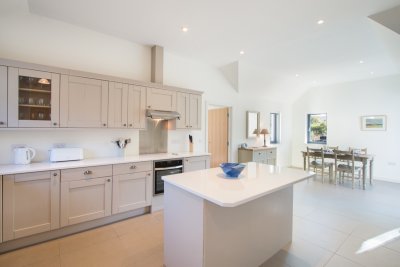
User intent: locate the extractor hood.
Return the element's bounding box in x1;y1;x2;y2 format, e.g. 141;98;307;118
146;109;180;120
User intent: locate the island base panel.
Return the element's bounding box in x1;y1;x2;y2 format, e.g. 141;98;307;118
164;183;293;267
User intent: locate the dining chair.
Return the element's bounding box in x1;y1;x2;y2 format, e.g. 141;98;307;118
349;147;368;178
306;147;333;183
334;149;362;189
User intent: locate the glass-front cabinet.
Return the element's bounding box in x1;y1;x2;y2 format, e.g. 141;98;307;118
8;68;60;127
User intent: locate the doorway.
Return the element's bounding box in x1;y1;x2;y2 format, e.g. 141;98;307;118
207;105;231;167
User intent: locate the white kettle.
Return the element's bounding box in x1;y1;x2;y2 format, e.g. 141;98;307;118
14;147;36;165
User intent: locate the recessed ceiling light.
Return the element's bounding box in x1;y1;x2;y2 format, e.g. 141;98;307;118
370;71;374;75
295;74;300;77
239;50;245;55
317;20;324;25
181;27;188;32
312;80;317;84
359;60;364;64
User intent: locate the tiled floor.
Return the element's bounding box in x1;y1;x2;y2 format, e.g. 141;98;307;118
1;179;400;267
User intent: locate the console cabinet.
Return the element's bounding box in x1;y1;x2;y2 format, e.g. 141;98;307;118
176;92;201;129
3;171;60;241
238;147;277;165
60;75;108;128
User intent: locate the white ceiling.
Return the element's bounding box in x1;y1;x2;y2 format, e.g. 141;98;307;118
21;0;400;101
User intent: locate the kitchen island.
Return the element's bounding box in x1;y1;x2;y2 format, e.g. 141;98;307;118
163;162;315;267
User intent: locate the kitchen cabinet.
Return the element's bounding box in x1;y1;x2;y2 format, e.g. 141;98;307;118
176;92;201;129
238;147;277;165
184;156;210;172
8;67;60;128
3;171;60;241
108;82;128;128
0;66;7;128
146;87;176;111
60;165;112;227
112;161;152;214
60;75;108;128
0;176;2;243
128;85;146;129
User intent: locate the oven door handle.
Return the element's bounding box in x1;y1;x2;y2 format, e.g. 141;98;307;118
154;165;183;171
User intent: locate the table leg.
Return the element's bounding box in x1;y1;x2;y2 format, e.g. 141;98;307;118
369;159;374;185
303;154;306;171
362;160;367;190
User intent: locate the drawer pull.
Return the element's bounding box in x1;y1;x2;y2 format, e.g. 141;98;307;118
107;178;111;182
83;170;92;175
53;172;58;176
130;165;136;169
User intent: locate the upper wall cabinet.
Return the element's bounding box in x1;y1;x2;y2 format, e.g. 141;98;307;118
146;88;176;111
8;67;60;128
128;85;146;129
0;66;7;128
108;82;128;128
176;92;202;129
60;75;108;128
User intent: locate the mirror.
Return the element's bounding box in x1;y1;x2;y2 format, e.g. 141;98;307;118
246;111;260;138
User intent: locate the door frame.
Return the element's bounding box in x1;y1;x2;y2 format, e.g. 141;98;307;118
205;102;232;163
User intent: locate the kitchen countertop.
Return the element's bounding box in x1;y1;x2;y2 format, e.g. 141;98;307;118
0;152;210;175
162;162;314;207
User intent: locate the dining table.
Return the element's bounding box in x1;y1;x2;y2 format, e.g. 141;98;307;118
301;151;374;190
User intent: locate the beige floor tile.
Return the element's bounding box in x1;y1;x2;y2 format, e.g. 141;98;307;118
337;235;400;267
24;255;61;267
324;255;363;267
350;223;393;240
305;209;361;234
385;236;400;254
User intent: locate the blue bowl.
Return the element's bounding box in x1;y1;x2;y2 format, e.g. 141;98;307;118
220;163;246;178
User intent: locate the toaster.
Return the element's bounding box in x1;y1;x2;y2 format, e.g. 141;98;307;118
49;148;84;162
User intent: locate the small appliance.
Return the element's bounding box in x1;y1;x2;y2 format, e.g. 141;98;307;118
14;147;36;165
49;148;83;162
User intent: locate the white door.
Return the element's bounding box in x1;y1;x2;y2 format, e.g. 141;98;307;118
112;171;152;214
61;177;112;227
8;67;60;128
3;171;60;241
128;85;146;129
60;75;108;127
108;82;128;128
146;88;176;111
176;92;189;129
0;66;7;127
189;94;202;129
184;156;210;172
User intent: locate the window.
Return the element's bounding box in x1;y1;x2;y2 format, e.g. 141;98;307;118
307;113;327;144
270;113;280;144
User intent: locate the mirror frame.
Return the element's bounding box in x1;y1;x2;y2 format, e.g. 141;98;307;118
246;111;260;138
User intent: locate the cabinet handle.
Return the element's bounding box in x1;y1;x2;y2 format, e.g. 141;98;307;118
148;105;151;108
130;165;136;169
107;178;111;182
147;173;151;176
53;172;58;176
129;124;133;127
84;170;92;175
123;124;127;127
0;121;4;125
103;123;107;127
53;122;57;126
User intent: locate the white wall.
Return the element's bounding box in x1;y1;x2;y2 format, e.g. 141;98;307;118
291;75;400;182
0;2;293;166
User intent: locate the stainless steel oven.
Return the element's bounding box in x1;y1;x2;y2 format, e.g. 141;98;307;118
154;159;183;195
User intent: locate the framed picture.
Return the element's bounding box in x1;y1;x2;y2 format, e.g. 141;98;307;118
361;115;387;131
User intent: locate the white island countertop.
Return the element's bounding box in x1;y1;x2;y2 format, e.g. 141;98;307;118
0;152;210;175
163;162;315;207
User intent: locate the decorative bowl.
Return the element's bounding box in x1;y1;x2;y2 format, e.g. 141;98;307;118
219;163;246;178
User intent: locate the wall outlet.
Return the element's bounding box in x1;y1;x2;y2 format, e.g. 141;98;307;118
53;143;66;148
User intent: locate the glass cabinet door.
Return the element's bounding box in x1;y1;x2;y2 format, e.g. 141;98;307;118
8;68;60;127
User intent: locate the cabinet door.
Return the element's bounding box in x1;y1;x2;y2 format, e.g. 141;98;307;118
253;151;267;163
146;88;176;111
3;171;60;241
128;85;146;129
0;66;7;127
184;156;210;172
112;171;152;214
60;75;108;127
108;82;128;128
189;94;202;129
61;177;112;227
8;67;60;128
176;92;189;129
0;176;2;243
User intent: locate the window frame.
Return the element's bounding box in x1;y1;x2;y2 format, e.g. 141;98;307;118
270;112;280;144
306;113;327;145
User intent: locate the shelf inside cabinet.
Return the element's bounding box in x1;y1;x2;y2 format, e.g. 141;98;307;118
19;104;51;109
19;88;51;94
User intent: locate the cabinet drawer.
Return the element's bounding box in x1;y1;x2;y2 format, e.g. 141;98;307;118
113;161;152;175
253;151;267;161
61;165;112;181
266;149;276;159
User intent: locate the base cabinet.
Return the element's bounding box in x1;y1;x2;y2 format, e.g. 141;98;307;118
184;156;210;172
61;176;112;227
112;161;152;214
3;171;60;241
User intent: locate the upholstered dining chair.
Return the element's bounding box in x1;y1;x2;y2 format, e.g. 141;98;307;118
306;147;333;183
334;149;362;189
